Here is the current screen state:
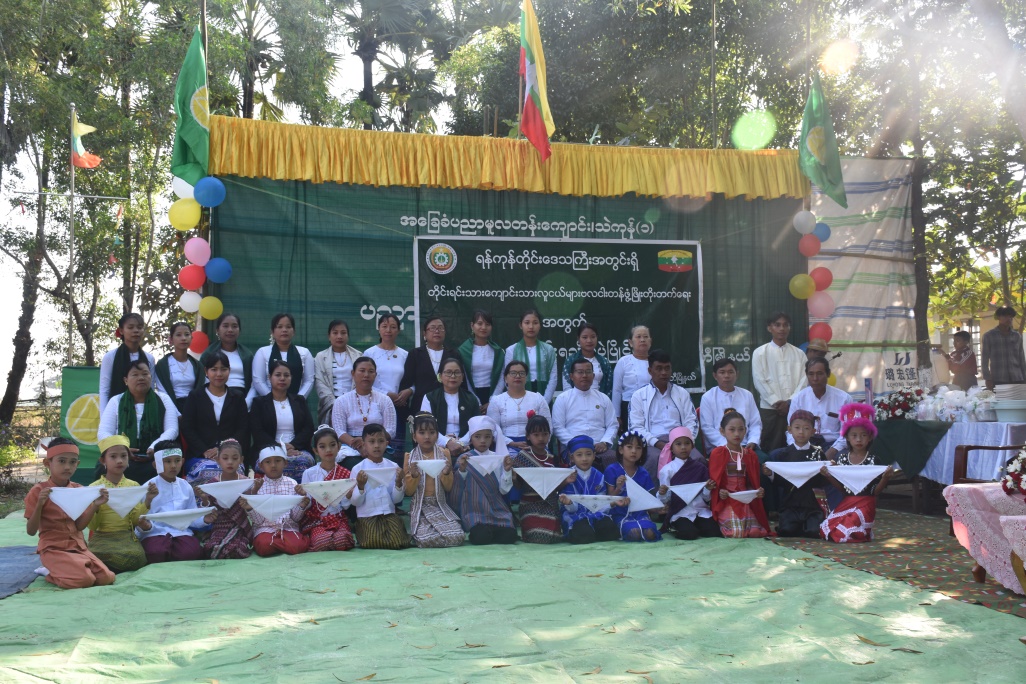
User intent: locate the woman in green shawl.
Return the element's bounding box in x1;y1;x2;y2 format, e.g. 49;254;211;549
457;309;504;412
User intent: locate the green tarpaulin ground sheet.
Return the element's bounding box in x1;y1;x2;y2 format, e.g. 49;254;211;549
1;510;1022;683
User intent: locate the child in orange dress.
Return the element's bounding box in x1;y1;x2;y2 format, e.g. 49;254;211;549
24;439;116;589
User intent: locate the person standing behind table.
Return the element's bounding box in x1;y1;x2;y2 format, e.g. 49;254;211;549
154;322;204;415
940;330;978;391
250;313;315;400
627;349;699;483
982;306;1026;399
364;313;411;453
552;357;618;467
751;312;808;452
200;313;255;405
787;358;852;460
99;312;156;413
314;319;363;424
402;316;461;426
495;309;559;404
562;323;613;399
612;325;653;428
457;309;505;411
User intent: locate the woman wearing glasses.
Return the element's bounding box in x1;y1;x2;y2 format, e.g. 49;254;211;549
401;317;460;423
487;361;551;456
420;358;479;456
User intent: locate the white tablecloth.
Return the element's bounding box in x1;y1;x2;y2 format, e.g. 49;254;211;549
943;483;1026;594
919;421;1026;485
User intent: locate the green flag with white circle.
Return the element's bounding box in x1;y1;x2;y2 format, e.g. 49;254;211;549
171;28;209;186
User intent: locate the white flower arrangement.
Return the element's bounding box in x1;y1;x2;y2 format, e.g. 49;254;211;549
1001;449;1026;496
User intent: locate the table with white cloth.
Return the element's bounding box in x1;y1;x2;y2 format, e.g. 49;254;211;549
918;421;1026;485
943;483;1026;594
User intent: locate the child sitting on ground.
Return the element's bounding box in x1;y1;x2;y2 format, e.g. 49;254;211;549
193;439;254;559
25;438;116;589
558;435;622;544
404;413;463;548
511;415;568;544
452;415;518;545
657;427;720;540
763;410;827;538
605;430;661;542
88;435;158;572
243;444;311;557
350;423;409;550
819;403;894;543
300;425;356;552
709;410;770;538
138;441;215;563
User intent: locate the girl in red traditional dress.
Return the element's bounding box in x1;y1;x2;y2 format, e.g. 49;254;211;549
819;403;894;543
709;409;770;538
299;426;356;552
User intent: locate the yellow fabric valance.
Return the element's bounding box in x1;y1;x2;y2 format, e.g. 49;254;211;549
209;115;807;200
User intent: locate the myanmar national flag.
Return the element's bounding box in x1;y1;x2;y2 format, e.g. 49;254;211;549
520;0;555;161
71;112;101;169
171;28;210;185
657;250;693;272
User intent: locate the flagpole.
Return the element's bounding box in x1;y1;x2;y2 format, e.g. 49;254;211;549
68;103;76;366
517;70;524;140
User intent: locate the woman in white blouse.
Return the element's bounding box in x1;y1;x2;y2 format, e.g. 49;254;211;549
420;357;478;456
314;318;363;424
457;309;505;411
612;325;653;428
363;313;410;451
250;360;315;479
154;322;204;414
251;313;315;399
488;360;551;456
332;357;399;466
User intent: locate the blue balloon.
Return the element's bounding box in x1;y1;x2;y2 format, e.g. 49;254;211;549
813;222;831;242
798;342;809;353
193;177;227;208
205;257;232;283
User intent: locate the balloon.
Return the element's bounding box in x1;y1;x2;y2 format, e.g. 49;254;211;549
798;342;809;353
827;373;837;387
809;322;833;342
172;176;194;200
798;234;822;258
194;177;227;208
808;291;836;318
205;257;232;284
178;264;206;290
793;210;816;234
178;291;202;313
788;274;816;299
190;331;210;354
813;222;831;242
199;296;224;321
810;266;833;291
184;237;211;266
169;198;201;231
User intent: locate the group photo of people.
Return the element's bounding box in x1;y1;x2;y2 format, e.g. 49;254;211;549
29;306;897;590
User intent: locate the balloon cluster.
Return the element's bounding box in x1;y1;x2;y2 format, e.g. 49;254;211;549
171;176;232;353
788;210;835;343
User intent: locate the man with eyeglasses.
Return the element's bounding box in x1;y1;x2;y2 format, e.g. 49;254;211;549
551;357;617;468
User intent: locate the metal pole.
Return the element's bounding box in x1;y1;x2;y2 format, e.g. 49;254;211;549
68;103;76;366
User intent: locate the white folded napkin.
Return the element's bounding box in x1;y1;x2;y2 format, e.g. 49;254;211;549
728;489;760;504
104;486;148;519
363;465;400;489
567;494;621;513
668;482;708;505
198;479;254;509
625;475;664;512
765;461;829;489
467;454;506;476
514;467;574;499
241;494;305;521
48;486;103;521
303;479;357;508
826;465;888;495
415;459;448;478
141;507;215;530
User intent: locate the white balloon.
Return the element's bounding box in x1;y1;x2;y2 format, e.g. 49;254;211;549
793;210;816;234
172;176;195;200
179;291;202;313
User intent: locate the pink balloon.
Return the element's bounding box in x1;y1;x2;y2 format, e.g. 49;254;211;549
184;237;211;266
810;266;833;291
799;234;822;258
808;291;836;318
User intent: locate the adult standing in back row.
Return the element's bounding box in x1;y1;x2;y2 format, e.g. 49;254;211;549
612;325;653;428
982;306;1026;400
751;312;807;452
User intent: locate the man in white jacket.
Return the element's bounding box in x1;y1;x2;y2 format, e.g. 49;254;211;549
552;357;618;468
628;349;699;482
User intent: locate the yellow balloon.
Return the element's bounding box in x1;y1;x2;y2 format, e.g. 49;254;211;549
198;296;223;320
788;273;816;299
828;373;837;386
169;198;201;231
